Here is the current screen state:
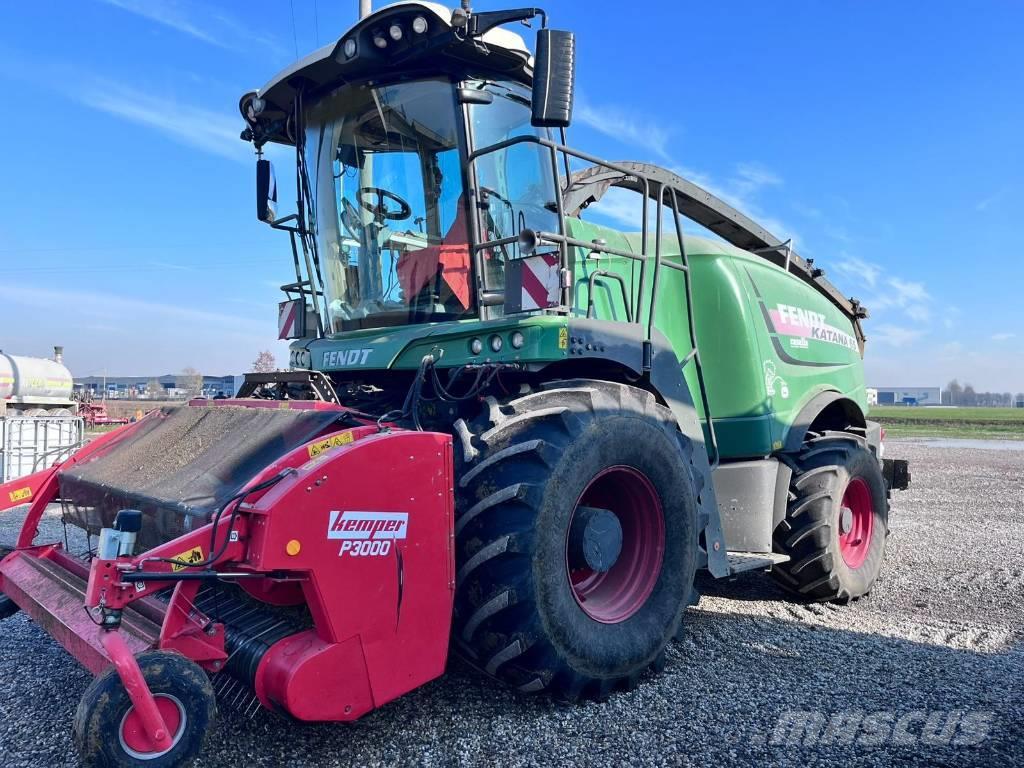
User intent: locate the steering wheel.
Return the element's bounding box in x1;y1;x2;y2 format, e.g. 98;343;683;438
340;187;412;242
357;187;412;222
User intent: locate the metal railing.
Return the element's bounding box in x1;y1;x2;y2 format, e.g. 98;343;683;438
466;134;720;468
1;416;84;483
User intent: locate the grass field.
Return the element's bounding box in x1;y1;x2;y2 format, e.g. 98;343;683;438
870;405;1024;439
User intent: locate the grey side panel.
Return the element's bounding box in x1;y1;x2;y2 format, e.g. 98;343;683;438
865;420;883;457
773;460;793;531
712;459;780;553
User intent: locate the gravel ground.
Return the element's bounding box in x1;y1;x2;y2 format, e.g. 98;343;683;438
0;440;1021;767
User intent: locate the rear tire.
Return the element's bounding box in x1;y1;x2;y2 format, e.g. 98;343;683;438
453;379;699;700
73;650;215;768
772;433;888;602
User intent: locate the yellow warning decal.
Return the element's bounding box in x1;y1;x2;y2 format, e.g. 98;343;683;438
308;431;355;458
558;327;569;349
277;401;291;409
171;546;205;572
8;487;32;503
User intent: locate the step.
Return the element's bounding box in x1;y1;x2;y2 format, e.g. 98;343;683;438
725;551;789;576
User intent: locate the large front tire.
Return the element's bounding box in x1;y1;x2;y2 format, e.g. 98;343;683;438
772;433;888;602
454;380;699;700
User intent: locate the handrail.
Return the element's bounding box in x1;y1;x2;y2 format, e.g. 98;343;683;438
467;133;720;447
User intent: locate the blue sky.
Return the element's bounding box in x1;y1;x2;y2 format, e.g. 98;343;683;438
1;1;1021;392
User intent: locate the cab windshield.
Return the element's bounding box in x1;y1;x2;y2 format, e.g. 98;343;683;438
304;78;470;332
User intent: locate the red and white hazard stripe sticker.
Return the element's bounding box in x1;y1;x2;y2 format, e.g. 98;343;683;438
503;252;561;314
278;299;302;339
520;253;559;311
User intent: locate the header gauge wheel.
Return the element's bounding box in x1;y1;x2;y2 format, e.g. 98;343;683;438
73;651;215;768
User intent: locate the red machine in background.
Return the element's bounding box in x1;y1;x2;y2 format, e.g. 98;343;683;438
0;400;455;766
76;397;130;427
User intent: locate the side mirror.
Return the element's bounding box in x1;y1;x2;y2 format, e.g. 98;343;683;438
531;29;575;128
257;158;277;223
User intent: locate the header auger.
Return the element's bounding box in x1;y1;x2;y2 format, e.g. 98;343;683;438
1;3;908;765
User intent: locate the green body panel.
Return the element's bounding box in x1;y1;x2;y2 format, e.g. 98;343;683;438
305;314;571;373
300;217;866;460
562;217;866;457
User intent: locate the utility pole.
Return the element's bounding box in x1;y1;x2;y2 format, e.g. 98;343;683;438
360;0;371;19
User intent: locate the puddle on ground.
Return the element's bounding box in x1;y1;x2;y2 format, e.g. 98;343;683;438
901;437;1024;451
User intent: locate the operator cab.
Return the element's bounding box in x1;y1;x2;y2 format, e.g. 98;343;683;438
242;2;574;335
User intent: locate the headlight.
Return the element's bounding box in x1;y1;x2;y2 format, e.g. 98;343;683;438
490;335;503;353
412;16;428;34
510;331;525;349
342;38;357;58
388;24;403;41
469;338;483;355
373;33;388;49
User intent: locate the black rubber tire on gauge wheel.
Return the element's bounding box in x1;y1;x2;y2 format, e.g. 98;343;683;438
772;432;888;603
453;379;700;700
73;650;216;768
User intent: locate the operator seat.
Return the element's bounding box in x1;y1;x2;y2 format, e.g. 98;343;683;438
396;200;473;313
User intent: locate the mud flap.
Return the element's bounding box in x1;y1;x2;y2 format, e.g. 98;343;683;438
883;458;911;492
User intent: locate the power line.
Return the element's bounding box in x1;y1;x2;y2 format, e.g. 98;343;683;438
289;0;300;58
314;0;320;45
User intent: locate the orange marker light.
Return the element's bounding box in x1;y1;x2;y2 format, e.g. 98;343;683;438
286;539;302;556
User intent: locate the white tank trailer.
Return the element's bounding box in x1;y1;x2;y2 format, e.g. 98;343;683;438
0;346;81;483
0;346;75;416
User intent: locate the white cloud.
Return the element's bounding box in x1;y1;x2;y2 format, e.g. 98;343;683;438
862;275;934;327
0;282;259;332
572;97;797;244
943;306;961;330
671;162;797;246
905;304;931;322
992;332;1016;341
575;99;672;161
888;277;930;304
0;281;279;375
76;78;249;162
836;255;882;288
975;190;1003;212
98;0;285;56
585;186;646;230
872;324;925;347
792;202;822;219
733;163;783;195
938;341;963;359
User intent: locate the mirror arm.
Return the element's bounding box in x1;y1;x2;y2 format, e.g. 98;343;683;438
469;7;546;37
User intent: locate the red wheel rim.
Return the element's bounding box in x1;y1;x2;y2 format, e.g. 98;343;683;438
119;694;186;759
566;466;665;623
839;477;874;569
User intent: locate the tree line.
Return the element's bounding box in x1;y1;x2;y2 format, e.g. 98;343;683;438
943;380;1024;407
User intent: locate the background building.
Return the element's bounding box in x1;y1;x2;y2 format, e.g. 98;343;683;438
872;386;941;406
74;374;239;399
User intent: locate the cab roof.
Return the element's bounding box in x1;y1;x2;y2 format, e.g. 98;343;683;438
243;2;532;146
